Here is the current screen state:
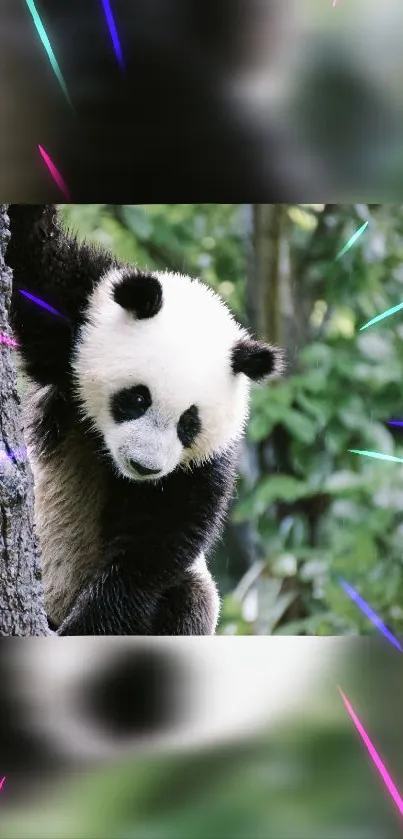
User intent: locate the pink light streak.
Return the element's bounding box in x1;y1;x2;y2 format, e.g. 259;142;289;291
339;687;403;819
38;145;70;199
0;334;20;348
0;776;5;793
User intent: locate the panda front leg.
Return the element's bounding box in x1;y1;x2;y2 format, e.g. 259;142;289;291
57;455;235;637
151;554;220;636
57;563;162;636
57;558;219;637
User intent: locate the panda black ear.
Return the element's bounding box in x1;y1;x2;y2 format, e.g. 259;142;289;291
231;339;284;382
113;271;163;319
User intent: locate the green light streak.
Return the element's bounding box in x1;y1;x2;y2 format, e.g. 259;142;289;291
24;0;72;108
359;301;403;331
349;449;403;464
336;221;369;260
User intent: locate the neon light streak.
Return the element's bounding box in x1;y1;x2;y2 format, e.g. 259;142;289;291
24;0;72;108
0;334;20;348
349;449;403;465
0;776;5;793
19;289;65;319
100;0;124;68
387;421;403;427
337;576;402;652
37;145;70;200
339;688;403;819
336;221;368;260
360;301;403;331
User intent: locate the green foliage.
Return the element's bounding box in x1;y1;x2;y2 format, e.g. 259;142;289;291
235;204;403;637
58;203;403;639
60;204;245;317
1;719;385;839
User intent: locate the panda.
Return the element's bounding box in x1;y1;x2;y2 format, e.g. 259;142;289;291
6;204;284;636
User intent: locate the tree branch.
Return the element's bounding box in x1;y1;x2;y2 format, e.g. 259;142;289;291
0;205;51;636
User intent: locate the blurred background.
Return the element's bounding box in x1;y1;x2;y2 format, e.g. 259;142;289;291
0;636;401;839
2;0;403;199
14;201;403;640
3;2;403;834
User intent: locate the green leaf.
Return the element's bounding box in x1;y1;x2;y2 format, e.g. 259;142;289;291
232;496;257;523
295;392;332;425
256;475;311;504
336;394;365;429
333;530;378;575
233;476;312;522
247;412;276;442
282;409;317;444
299;342;333;370
324;471;369;495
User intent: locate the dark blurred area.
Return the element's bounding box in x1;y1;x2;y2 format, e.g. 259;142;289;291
0;638;402;838
2;0;403;200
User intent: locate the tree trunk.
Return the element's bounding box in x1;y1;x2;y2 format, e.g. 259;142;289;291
0;205;50;636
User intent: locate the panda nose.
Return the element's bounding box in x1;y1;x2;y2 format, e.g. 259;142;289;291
129;460;161;476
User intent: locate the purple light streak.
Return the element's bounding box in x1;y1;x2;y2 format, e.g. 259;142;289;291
337;576;402;652
339;688;403;819
19;289;66;319
100;0;124;69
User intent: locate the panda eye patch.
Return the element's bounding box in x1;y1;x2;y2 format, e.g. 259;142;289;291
177;405;201;448
110;385;151;423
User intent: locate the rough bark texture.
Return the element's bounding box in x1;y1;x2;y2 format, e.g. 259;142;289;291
252;204;285;346
0;205;50;635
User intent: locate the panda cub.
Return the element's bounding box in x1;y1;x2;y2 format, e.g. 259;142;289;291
7;204;284;636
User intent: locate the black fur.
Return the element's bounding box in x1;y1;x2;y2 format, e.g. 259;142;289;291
110;385;152;424
78;649;182;737
113;271;163;319
177;405;201;448
58;449;236;636
7;205;117;388
7;204;240;636
231;339;282;381
28;385;75;459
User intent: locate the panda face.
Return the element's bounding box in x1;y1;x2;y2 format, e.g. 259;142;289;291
106;382;201;481
109;385;202;480
72;268;283;482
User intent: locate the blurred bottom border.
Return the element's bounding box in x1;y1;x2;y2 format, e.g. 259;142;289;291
0;637;401;839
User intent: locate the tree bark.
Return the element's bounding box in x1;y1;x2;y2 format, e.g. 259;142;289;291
0;205;50;635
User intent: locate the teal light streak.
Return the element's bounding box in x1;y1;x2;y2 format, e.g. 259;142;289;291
359;301;403;331
349;449;403;464
24;0;72;108
336;220;369;260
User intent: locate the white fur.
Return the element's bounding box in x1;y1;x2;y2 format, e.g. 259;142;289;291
190;552;220;633
25;270;281;626
72;268;252;481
